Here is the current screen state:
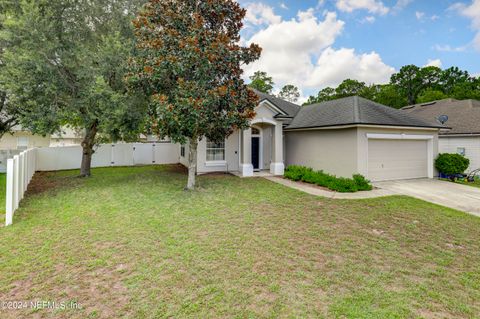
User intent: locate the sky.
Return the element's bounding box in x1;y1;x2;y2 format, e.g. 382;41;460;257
237;0;480;102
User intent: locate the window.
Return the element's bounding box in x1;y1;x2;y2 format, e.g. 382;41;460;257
206;139;225;161
457;147;466;156
17;137;29;150
180;145;185;157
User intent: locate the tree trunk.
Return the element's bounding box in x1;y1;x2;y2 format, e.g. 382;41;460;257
186;137;198;190
80;122;98;177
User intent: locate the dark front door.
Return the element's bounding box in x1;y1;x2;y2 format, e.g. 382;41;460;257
251;137;260;170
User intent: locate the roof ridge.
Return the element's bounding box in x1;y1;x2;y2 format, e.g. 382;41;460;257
353;96;360;122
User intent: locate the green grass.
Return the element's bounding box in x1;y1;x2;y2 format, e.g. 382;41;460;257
1;165;479;318
457;178;480;188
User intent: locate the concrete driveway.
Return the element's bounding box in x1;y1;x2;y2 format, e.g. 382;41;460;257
374;179;480;217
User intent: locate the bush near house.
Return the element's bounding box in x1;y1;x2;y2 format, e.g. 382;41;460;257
435;153;470;176
284;165;373;192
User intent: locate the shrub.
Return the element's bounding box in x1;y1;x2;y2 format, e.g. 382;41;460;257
284;165;372;193
435;153;470;175
353;174;373;191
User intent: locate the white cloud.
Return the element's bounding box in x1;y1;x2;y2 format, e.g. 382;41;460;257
244;3;282;26
393;0;414;11
279;3;288;10
242;5;395;92
415;11;425;20
424;59;443;68
307;48;395;88
451;0;480;51
360;16;376;24
433;44;467;52
336;0;389;15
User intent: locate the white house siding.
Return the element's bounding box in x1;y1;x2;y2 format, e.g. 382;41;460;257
285;128;359;178
439;136;480;173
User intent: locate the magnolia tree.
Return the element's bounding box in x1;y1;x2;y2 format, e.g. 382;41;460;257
127;0;261;189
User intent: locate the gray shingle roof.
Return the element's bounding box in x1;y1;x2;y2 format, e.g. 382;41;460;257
402;99;480;135
252;89;300;118
286;96;445;130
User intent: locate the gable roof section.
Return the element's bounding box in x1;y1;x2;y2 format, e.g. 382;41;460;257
252;89;301;118
402;99;480;135
286;96;445;130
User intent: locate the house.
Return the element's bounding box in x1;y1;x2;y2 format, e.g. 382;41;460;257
402;98;480;173
50;127;84;147
180;91;445;182
0;125;51;150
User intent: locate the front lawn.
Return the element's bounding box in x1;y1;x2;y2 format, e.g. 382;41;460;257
1;165;479;318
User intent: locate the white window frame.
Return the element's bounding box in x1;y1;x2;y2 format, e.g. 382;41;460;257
206;138;226;165
17;136;29;150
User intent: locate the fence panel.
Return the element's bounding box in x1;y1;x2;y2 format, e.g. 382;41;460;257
112;144;134;167
133;143;154;165
5;148;37;226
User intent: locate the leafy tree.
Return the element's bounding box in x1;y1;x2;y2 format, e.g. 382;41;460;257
452;79;480;100
335;79;367;98
0;1;21;138
127;0;261;190
420;66;442;91
304;87;336;105
441;67;470;94
371;85;408;109
249;71;274;94
390;65;423;105
417;88;448;104
278;84;300;103
0;0;147;177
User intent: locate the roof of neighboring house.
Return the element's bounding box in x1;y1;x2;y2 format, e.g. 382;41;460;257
402;98;480;135
252;89;301;118
286;96;446;130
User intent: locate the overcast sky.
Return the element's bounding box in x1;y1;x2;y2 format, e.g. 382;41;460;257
238;0;480;102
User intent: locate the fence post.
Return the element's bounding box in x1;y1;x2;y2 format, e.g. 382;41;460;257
13;155;19;210
5;159;14;226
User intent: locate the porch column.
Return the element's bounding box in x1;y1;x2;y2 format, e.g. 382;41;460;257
240;128;254;177
270;123;285;175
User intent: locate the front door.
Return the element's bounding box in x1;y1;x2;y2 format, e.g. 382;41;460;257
251;137;260;170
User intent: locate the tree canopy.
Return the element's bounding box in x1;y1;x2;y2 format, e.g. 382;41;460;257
127;0;261;189
0;0;147;176
304;65;480;108
248;71;274;94
278;84;300;103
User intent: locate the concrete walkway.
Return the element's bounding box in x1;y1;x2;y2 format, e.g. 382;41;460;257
374;179;480;217
264;176;395;199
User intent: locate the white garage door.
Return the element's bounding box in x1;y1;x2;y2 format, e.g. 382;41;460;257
368;139;428;181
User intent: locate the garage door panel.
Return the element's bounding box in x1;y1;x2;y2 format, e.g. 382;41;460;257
368;139;428;181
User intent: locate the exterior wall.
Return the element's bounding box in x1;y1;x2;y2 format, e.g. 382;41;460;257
50;138;83;147
0;131;50;150
196;130;240;174
356;127;439;178
285;128;358;178
439;136;480;173
193;102;283;175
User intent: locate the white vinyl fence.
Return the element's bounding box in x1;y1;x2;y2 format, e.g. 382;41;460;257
5;142;180;226
5;148;37;226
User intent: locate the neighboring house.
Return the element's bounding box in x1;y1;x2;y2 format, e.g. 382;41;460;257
403;98;480;173
50;127;84;147
0;125;51;150
180;91;445;182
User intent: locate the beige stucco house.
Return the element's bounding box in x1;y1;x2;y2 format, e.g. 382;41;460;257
180;92;444;182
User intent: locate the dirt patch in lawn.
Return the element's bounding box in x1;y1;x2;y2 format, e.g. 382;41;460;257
25;172;82;197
